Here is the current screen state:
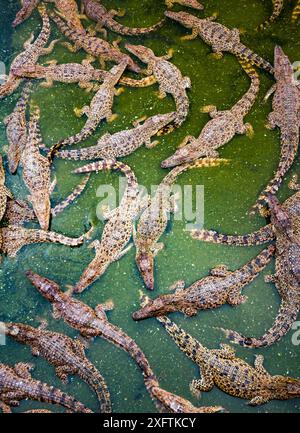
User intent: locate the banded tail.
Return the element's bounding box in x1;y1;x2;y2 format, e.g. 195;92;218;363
13;0;40;27
51;174;91;217
233;58;260;116
292;0;300;24
105;17;166;36
79;364;112;413
0;77;22;100
234;43;274;74
221;300;300;348
33;4;51;49
257;0;284;30
119;75;157;88
235;245;275;285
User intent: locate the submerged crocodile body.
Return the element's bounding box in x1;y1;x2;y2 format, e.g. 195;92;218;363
48;10;140;72
5;322;111;413
135;158;227;290
133;245;275;319
0;157;13;223
4;81;32;174
253;46;300;214
71;160;142;293
165;0;204;10
164;11;274;74
191;185;300;348
1;4;57;99
54;112;176;161
259;0;284;30
0;362;92;412
82;0;164;37
161;58;259;168
152;311;300;405
292;0;300;23
126;44;191;127
48;61;127;160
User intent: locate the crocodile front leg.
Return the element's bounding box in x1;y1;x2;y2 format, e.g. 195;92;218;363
190;365;214;397
181;28;198;41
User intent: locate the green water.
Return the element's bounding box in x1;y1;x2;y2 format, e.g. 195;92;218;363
0;0;299;413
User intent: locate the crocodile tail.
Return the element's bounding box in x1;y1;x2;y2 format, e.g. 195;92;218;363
13;0;40;27
35;3;51;48
221;300;300;348
0;77;22;100
51;174;91;217
257;0;284;30
48;9;80;40
291;0;300;24
79;365;112;413
16;80;33;109
105;17;165;36
157;315;205;362
234;43;274;74
233;58;260;116
119;75;157;88
48;128;96;161
237;244;275;284
174;93;190;128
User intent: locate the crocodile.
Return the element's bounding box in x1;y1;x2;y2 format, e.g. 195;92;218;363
71;160;143;293
164;11;274;74
191;182;300;348
47;61;127;160
0;157;13;223
150;310;300;405
5;322;111;413
292;0;300;23
22;105;52;231
134;158;227;290
48;10;140;72
161;58;258;168
0;4;58;99
258;0;284;30
82;0;165;37
13;0;40;27
132;245;275;320
126;44;191;127
0;362;92;412
165;0;204;11
4;173;90;226
53;112;177;161
12;59;107;91
0;225;90;258
4;81;33;174
253;46;300;215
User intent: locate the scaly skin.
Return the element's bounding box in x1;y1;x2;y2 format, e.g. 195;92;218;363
4;81;33;174
48;61;127;160
5;174;90;226
13;0;40;27
253;46;300;214
135;158;228;290
0;225;89;258
191;187;300;348
0;157;13;223
71;160;142;293
165;0;204;11
149;307;300;405
54;112;176;161
258;0;284;30
126;44;191;127
0;362;92;412
1;4;58;99
48;10;140;72
5;322;111;413
22;105;51;231
164;11;274;74
161;59;259;168
13;60;107;91
82;0;165;36
133;245;275;319
292;0;300;23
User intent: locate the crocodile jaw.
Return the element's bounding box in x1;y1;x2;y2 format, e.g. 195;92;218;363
132;296;179;320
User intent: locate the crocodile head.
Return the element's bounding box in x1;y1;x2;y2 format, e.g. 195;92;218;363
177;0;204;11
29;192;51;231
274;46;295;84
266;193;292;234
4;322;36;342
136;251;154;290
164;11;199;29
11;65;44;78
26;270;62;302
268;376;300;400
125;44;155;64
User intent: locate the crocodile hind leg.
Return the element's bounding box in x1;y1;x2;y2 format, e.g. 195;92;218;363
55;365;76;385
40;39;60;55
40;77;54;88
254;355;269;376
119;75;157;88
227;286;248;306
190;365;214;397
181;28;198;41
61;41;81;53
292;0;300;24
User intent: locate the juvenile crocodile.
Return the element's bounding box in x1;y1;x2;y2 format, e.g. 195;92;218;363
132;245;275;319
13;59;107;91
292;0;300;23
191;183;300;348
253;46;300;214
161;58;258;168
48;61;127;160
4;81;32;174
54;112;176;161
126;44;191;127
1;4;58;99
13;0;40;27
165;0;204;11
135;158;227;290
22;105;52;231
258;0;284;30
164;11;274;74
5;322;111;413
0;157;13;223
0;225;89;258
71;160;142;293
151;311;300;405
82;0;165;37
0;362;92;412
48;10;140;72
